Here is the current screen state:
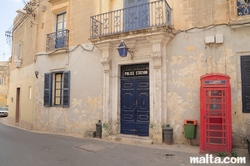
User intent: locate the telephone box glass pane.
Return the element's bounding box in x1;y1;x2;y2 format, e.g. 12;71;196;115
205;89;226;145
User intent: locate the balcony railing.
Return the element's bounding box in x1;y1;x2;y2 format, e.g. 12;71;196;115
46;29;69;51
237;0;250;16
90;0;171;38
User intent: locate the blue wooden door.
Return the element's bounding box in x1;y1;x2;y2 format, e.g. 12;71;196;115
121;78;149;136
124;0;149;31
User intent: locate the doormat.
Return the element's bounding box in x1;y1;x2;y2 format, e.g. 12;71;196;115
74;143;109;153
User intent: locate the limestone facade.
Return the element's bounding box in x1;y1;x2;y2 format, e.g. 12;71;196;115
8;0;250;148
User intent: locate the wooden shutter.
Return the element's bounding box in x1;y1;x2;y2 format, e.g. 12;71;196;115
62;70;70;107
14;44;20;62
241;56;250;113
44;73;52;106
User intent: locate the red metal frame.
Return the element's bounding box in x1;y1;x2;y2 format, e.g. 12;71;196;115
200;73;232;153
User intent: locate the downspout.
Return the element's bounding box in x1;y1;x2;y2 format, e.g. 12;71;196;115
33;1;40;130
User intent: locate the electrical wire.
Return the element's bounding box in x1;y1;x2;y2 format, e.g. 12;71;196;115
8;0;46;38
176;21;250;35
4;0;47;53
0;50;10;53
12;5;38;32
68;44;95;52
21;0;26;5
42;44;95;56
0;43;7;47
36;43;95;57
11;0;45;33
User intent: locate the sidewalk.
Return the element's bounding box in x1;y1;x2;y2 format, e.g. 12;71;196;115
109;135;249;161
108;133;200;154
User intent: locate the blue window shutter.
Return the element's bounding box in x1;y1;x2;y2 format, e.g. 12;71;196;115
63;70;70;107
241;56;250;113
44;73;52;106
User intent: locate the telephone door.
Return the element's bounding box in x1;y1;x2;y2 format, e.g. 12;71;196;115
200;73;232;153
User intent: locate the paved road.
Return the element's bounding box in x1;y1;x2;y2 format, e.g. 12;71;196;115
0;117;249;166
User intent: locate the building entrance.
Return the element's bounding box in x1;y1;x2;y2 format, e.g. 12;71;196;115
120;63;149;136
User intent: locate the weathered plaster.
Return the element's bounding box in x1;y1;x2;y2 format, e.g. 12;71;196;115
34;44;103;135
185;45;196;52
165;26;250;147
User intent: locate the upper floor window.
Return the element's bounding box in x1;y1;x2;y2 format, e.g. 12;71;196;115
55;12;67;49
237;0;250;16
46;12;69;51
56;12;66;32
0;78;4;86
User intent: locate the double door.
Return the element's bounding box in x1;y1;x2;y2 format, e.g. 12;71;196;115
121;78;149;136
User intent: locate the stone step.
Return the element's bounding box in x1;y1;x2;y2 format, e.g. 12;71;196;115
108;134;153;145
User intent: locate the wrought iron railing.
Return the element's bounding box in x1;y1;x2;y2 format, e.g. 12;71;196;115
46;29;69;51
237;0;250;16
90;0;171;38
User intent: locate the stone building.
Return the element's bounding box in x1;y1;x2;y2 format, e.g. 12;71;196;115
0;61;9;107
8;0;250;149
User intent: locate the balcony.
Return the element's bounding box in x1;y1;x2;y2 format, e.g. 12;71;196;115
46;29;69;51
90;0;171;38
237;0;250;16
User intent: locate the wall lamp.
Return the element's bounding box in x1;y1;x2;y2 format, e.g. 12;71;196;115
117;40;134;59
35;71;39;78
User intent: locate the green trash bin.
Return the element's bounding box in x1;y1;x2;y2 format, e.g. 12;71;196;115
184;120;197;139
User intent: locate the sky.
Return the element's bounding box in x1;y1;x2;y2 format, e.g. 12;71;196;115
0;0;24;61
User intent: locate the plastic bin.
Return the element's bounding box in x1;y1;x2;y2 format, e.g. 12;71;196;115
184;120;197;139
162;124;173;144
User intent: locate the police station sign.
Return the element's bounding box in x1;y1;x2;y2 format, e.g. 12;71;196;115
124;69;149;77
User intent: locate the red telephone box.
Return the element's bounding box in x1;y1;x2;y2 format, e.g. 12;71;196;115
200;73;232;153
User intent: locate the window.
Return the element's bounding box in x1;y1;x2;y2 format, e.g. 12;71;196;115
56;12;66;32
44;71;70;107
0;78;4;85
55;12;67;49
241;56;250;113
237;0;250;16
14;43;22;63
46;12;69;51
55;73;62;105
29;86;32;99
